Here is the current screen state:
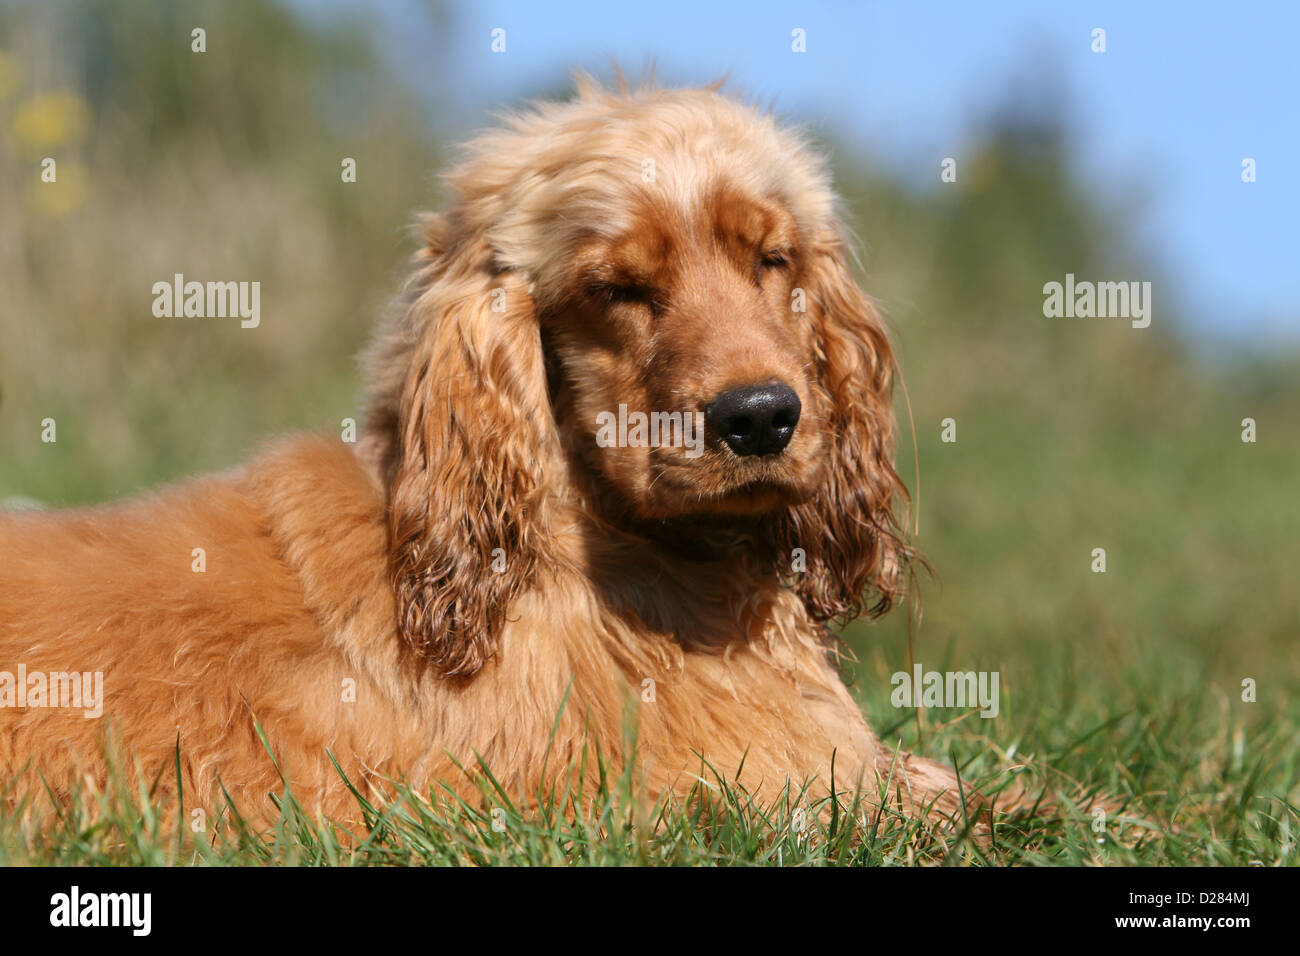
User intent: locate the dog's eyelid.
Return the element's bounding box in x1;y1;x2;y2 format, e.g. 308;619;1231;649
759;247;795;269
586;275;654;300
753;249;795;290
585;280;663;318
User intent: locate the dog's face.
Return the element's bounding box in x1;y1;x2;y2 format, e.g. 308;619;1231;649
370;82;910;678
542;186;828;519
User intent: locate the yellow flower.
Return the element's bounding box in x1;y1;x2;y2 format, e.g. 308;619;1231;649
11;91;89;152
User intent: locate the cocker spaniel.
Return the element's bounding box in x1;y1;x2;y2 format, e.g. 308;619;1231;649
0;79;1014;830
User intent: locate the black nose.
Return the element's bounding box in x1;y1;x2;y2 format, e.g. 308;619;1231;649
706;383;801;457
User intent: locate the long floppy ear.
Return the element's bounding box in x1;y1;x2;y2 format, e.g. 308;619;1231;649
382;225;553;680
781;234;911;623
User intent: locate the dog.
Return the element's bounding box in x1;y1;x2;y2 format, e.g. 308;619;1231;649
0;78;1015;831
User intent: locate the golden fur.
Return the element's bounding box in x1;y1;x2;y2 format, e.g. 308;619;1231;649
0;80;1006;830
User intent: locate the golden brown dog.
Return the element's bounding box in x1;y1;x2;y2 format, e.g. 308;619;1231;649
0;79;998;830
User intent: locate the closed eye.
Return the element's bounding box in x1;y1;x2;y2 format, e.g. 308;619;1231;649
587;280;656;308
754;249;794;287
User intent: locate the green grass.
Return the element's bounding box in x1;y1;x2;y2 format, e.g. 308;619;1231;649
2;679;1295;866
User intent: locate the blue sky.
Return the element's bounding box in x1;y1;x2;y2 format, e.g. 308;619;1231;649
310;0;1300;345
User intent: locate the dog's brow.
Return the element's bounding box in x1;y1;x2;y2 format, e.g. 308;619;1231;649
592;233;675;289
709;189;800;260
584;262;656;291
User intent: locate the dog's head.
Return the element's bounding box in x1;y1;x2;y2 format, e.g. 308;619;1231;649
366;79;910;679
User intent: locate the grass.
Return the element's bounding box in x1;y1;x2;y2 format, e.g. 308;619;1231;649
2;676;1295;866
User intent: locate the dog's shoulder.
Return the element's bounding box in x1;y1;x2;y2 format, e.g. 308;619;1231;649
237;434;394;635
239;432;386;518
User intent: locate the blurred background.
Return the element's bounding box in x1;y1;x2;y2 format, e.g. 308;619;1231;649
1;1;1296;790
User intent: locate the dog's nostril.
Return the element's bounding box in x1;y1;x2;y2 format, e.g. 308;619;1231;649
727;415;754;437
707;383;802;457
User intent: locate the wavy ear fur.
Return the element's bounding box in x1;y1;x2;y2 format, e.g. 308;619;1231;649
378;221;552;680
780;235;911;624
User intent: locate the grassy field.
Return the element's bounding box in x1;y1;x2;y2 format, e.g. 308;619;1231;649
0;698;1293;865
1;1;1297;865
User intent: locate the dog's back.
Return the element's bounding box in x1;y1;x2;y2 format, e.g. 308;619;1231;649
0;437;423;822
